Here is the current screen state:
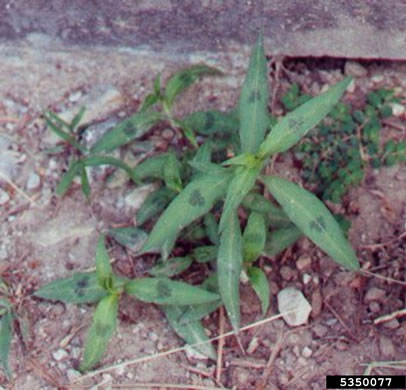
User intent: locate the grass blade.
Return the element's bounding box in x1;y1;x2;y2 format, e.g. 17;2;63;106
133;153;170;182
91;111;161;153
164;64;222;108
55;160;82;197
204;212;219;246
0;311;12;378
125;278;220;305
162;305;216;360
243;212;266;263
80;164;91;199
163;151;183;192
247;267;270;315
239;34;269;154
34;272;108;304
141;170;231;259
217;211;243;332
259;77;352;157
80;294;119;372
264;226;302;256
69;106;86;132
263;176;359;270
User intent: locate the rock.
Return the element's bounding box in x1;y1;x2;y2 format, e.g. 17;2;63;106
345;61;368;77
312;324;328;338
52;349;68;361
383;319;400;330
26;172;41;190
162;129;174;141
296;255;312;271
302;273;311;285
369;301;381;313
311;289;323;318
277;287;312;326
280;266;294;281
390;103;405;117
66;369;81;381
364;287;386;303
125;184;156;209
379;335;396;358
302;346;312;358
0;188;10;206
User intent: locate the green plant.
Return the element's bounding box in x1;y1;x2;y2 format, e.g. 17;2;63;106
282;83;406;204
44;108;140;199
36;35;361;373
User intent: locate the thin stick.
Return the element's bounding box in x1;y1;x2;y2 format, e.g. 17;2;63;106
110;384;226;390
72;311;295;383
324;300;358;342
216;306;225;384
373;308;406;325
360;270;406;287
0;169;39;207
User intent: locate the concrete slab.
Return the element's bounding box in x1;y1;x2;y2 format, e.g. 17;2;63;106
0;0;406;59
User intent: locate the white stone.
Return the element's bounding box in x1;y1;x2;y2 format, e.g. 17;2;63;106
277;287;312;326
0;188;10;206
52;348;68;361
26;172;41;190
344;61;367;77
125;184;156;209
390;103;405;117
302;273;312;285
302;346;312;357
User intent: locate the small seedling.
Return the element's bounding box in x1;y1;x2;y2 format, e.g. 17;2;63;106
37;35;362;372
282;83;406;204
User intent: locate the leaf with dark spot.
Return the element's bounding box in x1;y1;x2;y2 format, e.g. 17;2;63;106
263;176;359;270
182;110;239;136
125;278;220;305
247;89;262;104
34;272;108;304
260;77;352;157
142;171;231;259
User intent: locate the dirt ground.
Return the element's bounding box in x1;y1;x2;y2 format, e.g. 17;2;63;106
0;40;405;390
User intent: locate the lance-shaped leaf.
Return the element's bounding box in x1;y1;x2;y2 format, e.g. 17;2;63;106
34;272;108;304
56;160;82;197
148;256;193;278
193;245;217;263
182;110;239;136
108;227;148;252
219;165;261;232
239;34;269;154
178;274;221;325
69;106;86;132
163;152;183;192
263;176;359;270
125;278;220;305
259;77;352;157
133;153;170;182
0;311;13;378
91;111;161;153
247;267;270;315
83;155;138;183
79;294;119;372
264;226;302;257
243;212;266;263
192;140;212;165
95;234;113;289
162;306;216;360
242;192;292;228
139;74;162;113
217;211;243;332
136;187;176;226
141;170;231;259
164;64;222;109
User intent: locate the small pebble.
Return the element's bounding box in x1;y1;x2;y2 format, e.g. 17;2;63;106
383;319;400;330
67;369;81;381
162;129;174;141
379;335;396;358
369;301;381;313
312;324;328;338
390;103;405;117
344;61;367;77
52;349;68;361
277;287;312;326
280;266;294;281
296;255;311;271
371;74;384;83
302;273;311;285
69;91;83;103
0;188;10;206
364;287;386;303
26;172;41;190
302;346;312;358
335;340;348;351
247;336;259;354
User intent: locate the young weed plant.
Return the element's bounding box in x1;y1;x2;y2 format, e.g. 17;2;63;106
34;35;360;374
